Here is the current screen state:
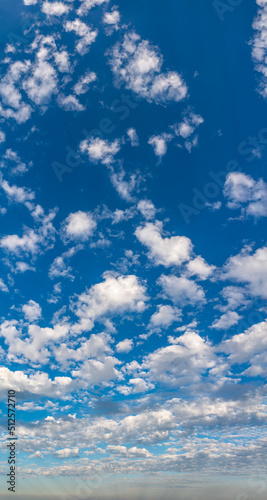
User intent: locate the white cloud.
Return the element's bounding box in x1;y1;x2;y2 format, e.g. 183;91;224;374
0;367;78;398
103;9;120;31
0;230;40;255
0;178;35;204
137;200;156;220
127;128;139;147
72;273;148;333
221;320;267;367
73;71;97;95
54;50;71;72
107;31;188;104
223;245;267;299
65;19;98;55
148;133;172;159
186;256;215;280
62;211;96;241
71;355;121;384
116;339;133;353
135;221;192;267
22;300;42;322
211;311;242;330
110;168;139;202
149;305;182;330
224;172;267;218
23;60;58;106
54;448;79;458
57;93;85;111
158;275;206;307
0;129;6;143
251;0;267;97
42;2;71;16
78;0;109;16
80;137;121;165
142;331;215;386
0;278;9;293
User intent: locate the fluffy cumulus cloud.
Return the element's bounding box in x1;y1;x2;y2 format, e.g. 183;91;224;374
135;221;193;267
141;332;216;386
72;273;148;333
186;256;215;280
148;133;172;159
0;367;79;398
61;211;96;241
65;19;98;55
41;2;71;16
116;338;134;353
223;245;267;299
211;311;242;330
224;172;267;218
221;320;267;376
158;275;206;307
80;137;121;165
22;300;42;322
107;32;188;104
149;305;182;330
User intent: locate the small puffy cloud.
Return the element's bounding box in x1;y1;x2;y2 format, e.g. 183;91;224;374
186;256;215;280
57;94;85;112
211;311;242;330
54;448;79;458
73;71;97;95
223;245;267;299
148;133;172;159
224;172;267;218
62;211;96;242
0;178;35;204
158;275;206;307
0;230;39;255
0;278;9;293
72;273;148;333
65;20;98;55
116;339;134;353
107;31;187;104
135;221;192;267
42;2;71;16
127;128;139;147
137;200;156;220
103;9;120;32
22;300;42;322
80;137;121;165
173;112;204;138
78;0;109;16
149;305;182;330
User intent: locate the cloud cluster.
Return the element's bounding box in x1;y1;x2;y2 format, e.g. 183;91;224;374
107;32;188;104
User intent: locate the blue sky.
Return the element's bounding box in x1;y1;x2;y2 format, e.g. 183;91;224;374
0;0;267;498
